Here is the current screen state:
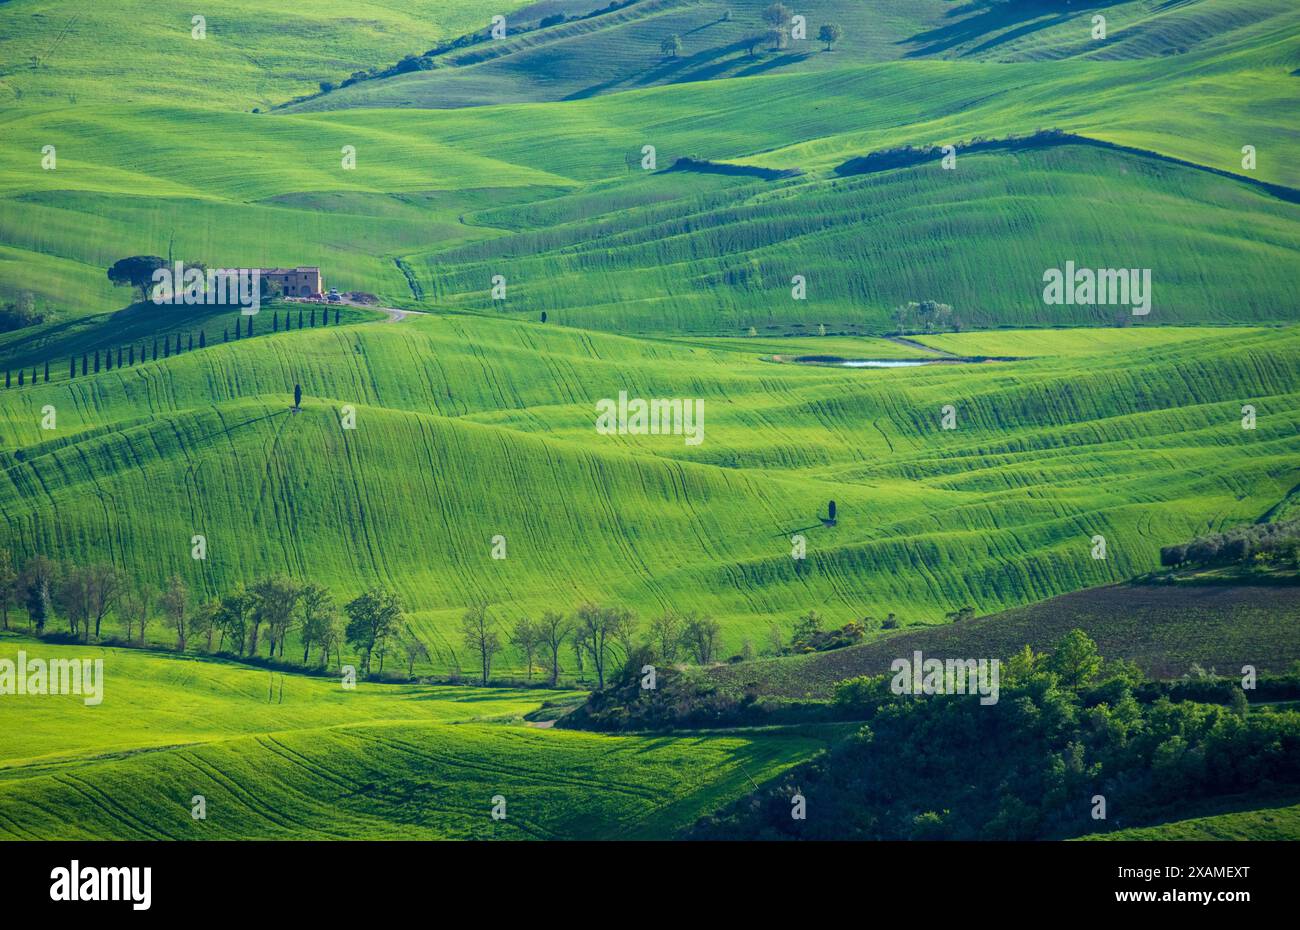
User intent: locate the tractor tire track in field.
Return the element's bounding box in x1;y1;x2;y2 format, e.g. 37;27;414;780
348;727;662;803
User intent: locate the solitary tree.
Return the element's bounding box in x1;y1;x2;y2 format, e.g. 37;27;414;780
293;384;302;408
660;34;683;59
828;499;837;522
818;22;842;50
107;255;166;302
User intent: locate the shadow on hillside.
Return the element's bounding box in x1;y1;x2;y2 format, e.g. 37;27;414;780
732;50;812;78
900;0;1128;58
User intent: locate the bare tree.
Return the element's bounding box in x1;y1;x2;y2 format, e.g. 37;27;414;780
56;563;92;640
681;612;722;665
161;575;188;651
0;549;18;632
536;611;572;686
86;563;121;640
119;582;155;644
648;611;684;663
460;602;502;686
508;617;540;680
297;583;336;664
400;624;430;677
575;604;635;690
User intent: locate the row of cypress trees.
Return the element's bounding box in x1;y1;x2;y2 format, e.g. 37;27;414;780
3;304;344;390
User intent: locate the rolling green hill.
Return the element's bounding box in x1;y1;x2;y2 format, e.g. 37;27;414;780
1;318;1296;669
290;0;1300;110
0;0;1298;843
0;636;824;839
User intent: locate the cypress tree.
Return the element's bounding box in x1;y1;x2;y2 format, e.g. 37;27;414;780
164;338;170;358
129;346;135;366
105;350;113;371
199;331;206;348
69;358;75;379
233;319;240;340
31;366;36;383
4;371;9;388
17;370;23;386
273;311;279;332
334;308;340;325
82;354;88;376
188;333;193;352
116;347;122;368
297;310;303;328
152;339;158;359
309;308;315;327
93;351;100;373
44;360;50;382
223;328;229;343
246;315;252;337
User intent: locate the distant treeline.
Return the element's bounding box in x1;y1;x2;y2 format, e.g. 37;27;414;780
306;0;643;100
690;631;1300;840
1;550;888;689
1160;518;1300;569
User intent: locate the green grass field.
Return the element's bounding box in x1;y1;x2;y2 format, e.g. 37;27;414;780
1;320;1296;668
1084;796;1300;841
0;635;825;839
0;0;1297;842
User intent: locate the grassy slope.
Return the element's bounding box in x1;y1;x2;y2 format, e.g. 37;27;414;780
0;0;539;110
411;144;1300;331
1;2;1294;324
1;318;1296;668
1083;796;1300;841
0;636;823;840
705;583;1300;699
294;0;1297;109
